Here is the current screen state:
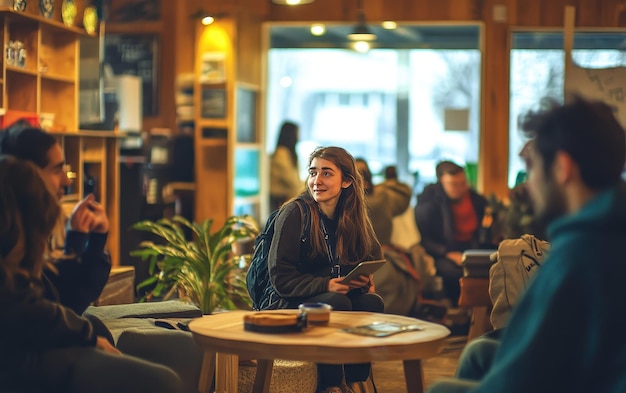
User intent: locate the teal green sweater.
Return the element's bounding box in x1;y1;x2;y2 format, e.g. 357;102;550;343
474;183;626;393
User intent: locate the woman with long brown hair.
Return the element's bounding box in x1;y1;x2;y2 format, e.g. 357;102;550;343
267;146;384;393
0;155;184;393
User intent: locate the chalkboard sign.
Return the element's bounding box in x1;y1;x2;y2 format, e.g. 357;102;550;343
104;34;159;116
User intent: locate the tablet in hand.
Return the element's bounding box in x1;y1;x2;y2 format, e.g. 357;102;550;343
339;260;386;283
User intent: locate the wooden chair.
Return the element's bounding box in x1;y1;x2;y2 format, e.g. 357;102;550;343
458;277;492;341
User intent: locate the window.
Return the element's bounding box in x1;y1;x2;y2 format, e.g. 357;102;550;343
509;31;626;187
267;24;482;194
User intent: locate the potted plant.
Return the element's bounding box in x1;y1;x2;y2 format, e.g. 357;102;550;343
131;215;260;314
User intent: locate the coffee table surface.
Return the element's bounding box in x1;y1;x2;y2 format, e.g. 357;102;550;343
189;310;450;364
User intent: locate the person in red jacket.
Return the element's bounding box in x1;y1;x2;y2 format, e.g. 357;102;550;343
414;160;490;305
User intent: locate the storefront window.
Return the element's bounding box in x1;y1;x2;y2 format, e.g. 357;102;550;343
509;32;626;188
267;24;481;194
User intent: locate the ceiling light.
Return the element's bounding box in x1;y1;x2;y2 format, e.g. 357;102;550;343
310;23;325;36
381;21;397;30
353;40;371;53
272;0;315;5
347;0;376;42
347;16;376;41
190;9;221;25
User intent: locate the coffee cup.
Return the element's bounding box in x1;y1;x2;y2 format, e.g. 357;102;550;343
298;302;332;326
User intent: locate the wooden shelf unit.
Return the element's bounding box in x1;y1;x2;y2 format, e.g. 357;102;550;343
193;12;264;226
0;7;124;266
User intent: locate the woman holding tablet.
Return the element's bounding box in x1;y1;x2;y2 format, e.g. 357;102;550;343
267;146;385;393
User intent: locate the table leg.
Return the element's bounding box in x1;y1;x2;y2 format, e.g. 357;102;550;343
198;351;216;393
403;359;425;393
252;359;274;393
215;353;239;393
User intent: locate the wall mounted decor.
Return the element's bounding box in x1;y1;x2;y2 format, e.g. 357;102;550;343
39;0;54;18
13;0;26;11
62;0;77;26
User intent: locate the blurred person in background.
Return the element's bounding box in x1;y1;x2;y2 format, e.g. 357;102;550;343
270;121;303;212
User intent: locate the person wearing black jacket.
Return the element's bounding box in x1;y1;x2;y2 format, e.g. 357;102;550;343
0;123;111;315
0;155;183;393
269;147;384;393
414;161;488;305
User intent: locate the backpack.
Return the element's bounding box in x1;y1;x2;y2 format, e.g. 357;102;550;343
246;199;310;311
488;234;550;329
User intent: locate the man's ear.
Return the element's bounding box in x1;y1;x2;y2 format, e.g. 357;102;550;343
552;150;577;185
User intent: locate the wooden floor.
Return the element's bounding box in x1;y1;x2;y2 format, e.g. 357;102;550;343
370;335;466;392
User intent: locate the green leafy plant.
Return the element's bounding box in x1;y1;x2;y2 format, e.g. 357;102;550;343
131;215;260;314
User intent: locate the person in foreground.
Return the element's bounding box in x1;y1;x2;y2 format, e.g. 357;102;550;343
268;146;384;393
0;123;111;314
0;155;184;393
428;96;626;393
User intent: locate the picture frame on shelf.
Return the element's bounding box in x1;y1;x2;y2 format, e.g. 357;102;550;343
201;88;226;119
200;52;226;84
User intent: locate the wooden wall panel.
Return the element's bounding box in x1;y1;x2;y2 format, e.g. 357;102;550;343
515;1;541;26
236;11;263;86
542;1;568;26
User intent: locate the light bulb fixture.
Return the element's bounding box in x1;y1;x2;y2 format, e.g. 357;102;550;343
352;40;371;53
310;23;326;36
347;0;376;41
190;8;223;25
381;21;397;30
272;0;314;5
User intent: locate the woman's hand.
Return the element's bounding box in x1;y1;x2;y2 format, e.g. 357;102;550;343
328;278;351;294
367;274;376;293
328;274;374;294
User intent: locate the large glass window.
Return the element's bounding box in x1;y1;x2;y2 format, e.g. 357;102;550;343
509;32;626;188
267;24;481;194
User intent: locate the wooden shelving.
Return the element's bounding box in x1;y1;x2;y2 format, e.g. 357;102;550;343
0;7;123;266
193;13;263;225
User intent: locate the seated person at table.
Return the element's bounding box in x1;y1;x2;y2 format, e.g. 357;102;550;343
267;146;384;393
0;122;111;315
0;155;184;393
355;158;412;246
414;160;490;305
1;122;203;393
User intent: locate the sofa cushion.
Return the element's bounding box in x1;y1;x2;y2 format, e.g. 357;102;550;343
85;300;202;320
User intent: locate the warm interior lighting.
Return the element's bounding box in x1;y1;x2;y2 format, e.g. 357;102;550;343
272;0;315;4
201;16;215;25
353;40;370;53
347;19;377;41
310;23;325;36
347;1;376;42
381;21;397;30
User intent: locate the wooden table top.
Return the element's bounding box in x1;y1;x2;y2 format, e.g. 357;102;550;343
189;310;450;364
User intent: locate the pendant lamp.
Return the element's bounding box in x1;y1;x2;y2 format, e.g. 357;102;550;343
272;0;314;5
347;0;376;41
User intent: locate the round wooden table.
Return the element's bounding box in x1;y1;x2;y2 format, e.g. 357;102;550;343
189;310;450;393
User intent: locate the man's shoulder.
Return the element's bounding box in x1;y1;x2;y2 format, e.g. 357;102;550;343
417;183;443;201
